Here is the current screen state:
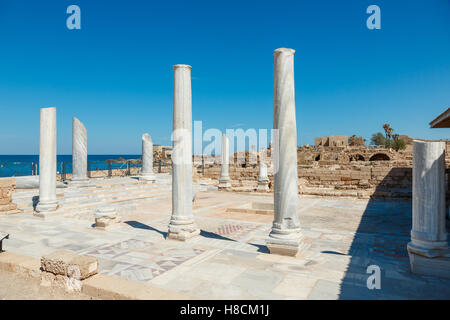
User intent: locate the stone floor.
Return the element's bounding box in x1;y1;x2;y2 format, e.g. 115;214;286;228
1;174;450;299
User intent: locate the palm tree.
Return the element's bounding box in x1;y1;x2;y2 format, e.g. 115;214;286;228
382;123;393;140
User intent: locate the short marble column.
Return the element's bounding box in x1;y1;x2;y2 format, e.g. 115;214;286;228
218;134;231;189
71;117;89;186
257;162;269;192
407;140;450;278
266;48;302;256
140;133;156;182
167;64;200;241
35;107;59;215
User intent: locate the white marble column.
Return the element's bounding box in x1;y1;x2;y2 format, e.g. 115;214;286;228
167;64;199;241
140;133;156;182
218;134;231;189
35;107;59;215
266;48;302;256
71;117;89;186
408;140;450;278
257;162;269;192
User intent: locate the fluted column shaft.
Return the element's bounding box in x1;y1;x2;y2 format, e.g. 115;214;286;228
71;117;89;185
266;48;302;256
35;107;58;214
140;133;156;181
168;64;199;241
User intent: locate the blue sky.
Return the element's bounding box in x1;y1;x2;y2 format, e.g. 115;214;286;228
0;0;449;154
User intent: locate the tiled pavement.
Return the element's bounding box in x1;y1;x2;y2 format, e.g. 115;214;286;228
1;175;450;299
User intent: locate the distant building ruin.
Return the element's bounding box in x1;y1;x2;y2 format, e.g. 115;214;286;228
153;145;173;159
315;135;348;147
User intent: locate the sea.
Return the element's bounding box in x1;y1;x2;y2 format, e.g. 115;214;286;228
0;155;142;177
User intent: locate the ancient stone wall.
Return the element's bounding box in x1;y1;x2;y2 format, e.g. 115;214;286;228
297;161;414;198
196;144;450;199
0;178;20;214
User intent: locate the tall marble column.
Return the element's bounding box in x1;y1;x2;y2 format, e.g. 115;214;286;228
35;107;59;215
257;162;269;192
266;48;302;256
167;64;199;241
218;134;231;189
407;140;450;278
140;133;156;182
71;117;89;186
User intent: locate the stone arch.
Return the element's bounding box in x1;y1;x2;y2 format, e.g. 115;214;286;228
315;154;321;161
369;153;390;161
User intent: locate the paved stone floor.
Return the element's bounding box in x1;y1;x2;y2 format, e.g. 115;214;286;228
1;174;450;299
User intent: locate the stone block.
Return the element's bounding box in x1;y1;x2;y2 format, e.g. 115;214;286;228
41;250;98;280
0;178;20;214
266;243;301;257
94;206;119;229
256;181;269;192
408;251;450;279
0;177;15;189
0;203;21;214
0;178;16;205
0;251;41;278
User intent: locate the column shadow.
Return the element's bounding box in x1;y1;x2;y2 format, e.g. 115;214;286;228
124;221;267;252
124;220;167;237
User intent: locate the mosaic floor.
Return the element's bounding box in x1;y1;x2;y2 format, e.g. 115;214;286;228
1;175;450;299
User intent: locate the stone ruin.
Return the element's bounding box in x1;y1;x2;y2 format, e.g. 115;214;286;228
0;178;20;215
0;47;448;282
314;135;349;147
195;141;450;200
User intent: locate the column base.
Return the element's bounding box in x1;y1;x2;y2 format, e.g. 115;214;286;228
257;181;269;192
94;207;120;230
34;201;61;219
266;229;303;256
407;240;448;258
408;248;450;279
218;178;231;189
140;174;156;182
35;200;59;213
167;219;200;241
69;178;90;187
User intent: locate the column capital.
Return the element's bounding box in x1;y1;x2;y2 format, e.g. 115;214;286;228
274;48;295;56
41;106;57;111
173;64;192;70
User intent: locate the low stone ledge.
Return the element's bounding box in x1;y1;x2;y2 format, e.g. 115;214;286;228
82;274;194;300
0;251;41;278
0;203;21;215
226;201;274;215
1;251;191;299
41;250;98;280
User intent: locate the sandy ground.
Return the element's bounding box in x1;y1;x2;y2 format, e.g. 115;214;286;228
0;270;96;300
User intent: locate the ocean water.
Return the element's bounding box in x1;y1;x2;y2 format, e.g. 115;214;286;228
0;155;142;177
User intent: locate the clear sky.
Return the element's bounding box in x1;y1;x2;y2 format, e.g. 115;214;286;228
0;0;449;154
